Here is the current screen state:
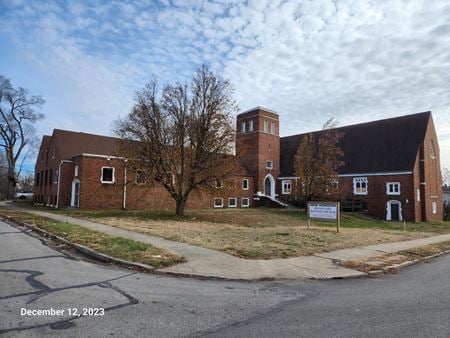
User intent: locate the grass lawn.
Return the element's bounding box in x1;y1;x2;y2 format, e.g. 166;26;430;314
0;210;185;268
25;206;450;259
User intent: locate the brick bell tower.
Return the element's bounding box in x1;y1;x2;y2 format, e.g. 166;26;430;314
236;107;280;198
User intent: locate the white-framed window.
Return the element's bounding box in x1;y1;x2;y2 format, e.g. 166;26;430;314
74;165;79;177
264;120;269;133
386;182;401;195
242;179;249;190
214;198;223;208
271;122;275;135
71;179;80;208
101;167;115;184
353;177;368;195
228;198;237;208
432;201;437;214
266;161;273;169
249;119;254;132
241;197;250;207
416;189;421;202
215;179;223;189
282;180;292;195
241;121;246;133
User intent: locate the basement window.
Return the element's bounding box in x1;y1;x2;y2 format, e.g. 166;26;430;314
101;167;115;184
228;198;237;208
242;179;249;190
386;182;401;195
214;198;223;208
241;198;250;207
353;177;368;195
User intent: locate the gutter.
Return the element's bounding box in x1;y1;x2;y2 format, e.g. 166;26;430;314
56;160;73;209
122;159;128;210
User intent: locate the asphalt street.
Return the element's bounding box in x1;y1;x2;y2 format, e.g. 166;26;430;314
1;219;449;337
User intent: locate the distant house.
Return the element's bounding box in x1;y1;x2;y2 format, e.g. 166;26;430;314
34;109;443;221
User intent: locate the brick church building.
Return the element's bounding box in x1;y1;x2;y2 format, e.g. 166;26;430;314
34;107;443;222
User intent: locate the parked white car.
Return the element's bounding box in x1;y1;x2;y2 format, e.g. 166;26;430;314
15;192;33;200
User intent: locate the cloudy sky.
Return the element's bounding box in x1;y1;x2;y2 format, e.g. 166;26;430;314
1;0;450;171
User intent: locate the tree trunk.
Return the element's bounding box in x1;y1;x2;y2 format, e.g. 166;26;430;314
175;196;188;217
6;173;16;200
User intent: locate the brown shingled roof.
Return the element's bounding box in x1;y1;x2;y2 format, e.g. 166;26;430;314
52;129;123;159
280;111;431;176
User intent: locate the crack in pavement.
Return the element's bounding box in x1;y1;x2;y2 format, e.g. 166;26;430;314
0;268;137;301
0;271;140;334
192;282;321;337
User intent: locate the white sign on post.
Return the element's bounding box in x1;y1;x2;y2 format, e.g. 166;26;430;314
309;204;338;219
307;202;341;232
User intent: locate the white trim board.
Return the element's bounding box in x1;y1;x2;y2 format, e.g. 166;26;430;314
238;106;278;116
76;153;124;160
278;171;412;180
339;171;412;177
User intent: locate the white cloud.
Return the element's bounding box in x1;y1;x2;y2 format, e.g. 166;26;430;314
1;0;450;168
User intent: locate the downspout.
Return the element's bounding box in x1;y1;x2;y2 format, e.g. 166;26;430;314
122;159;128;210
56;160;72;209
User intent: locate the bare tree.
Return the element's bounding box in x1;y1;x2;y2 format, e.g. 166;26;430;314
17;174;34;192
0;76;44;199
293;118;344;202
116;65;238;216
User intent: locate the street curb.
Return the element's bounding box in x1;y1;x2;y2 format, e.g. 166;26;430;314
2;211;450;282
0;215;156;273
339;249;450;277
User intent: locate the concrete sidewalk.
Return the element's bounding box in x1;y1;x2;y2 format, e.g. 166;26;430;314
3;204;450;280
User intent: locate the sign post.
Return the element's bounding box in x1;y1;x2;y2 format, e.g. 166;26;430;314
307;202;341;233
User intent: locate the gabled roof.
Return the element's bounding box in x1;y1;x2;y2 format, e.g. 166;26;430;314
52;129;123;159
280;111;431;176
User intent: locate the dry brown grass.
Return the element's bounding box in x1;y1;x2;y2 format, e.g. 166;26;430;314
93;216;431;259
341;241;450;272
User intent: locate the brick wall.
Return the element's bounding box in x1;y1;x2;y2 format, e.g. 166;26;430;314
236;108;280;195
415;116;444;221
34;136;60;206
71;155;254;210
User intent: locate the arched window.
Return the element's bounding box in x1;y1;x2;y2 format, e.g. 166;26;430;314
429;141;436;159
353;177;368;195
